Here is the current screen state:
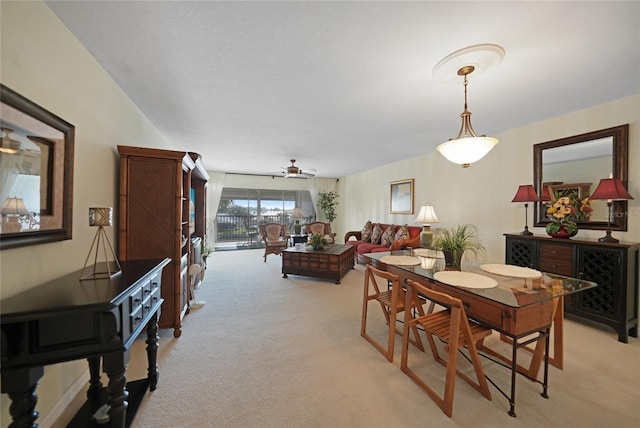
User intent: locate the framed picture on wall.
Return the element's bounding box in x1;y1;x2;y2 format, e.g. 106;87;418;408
390;178;414;214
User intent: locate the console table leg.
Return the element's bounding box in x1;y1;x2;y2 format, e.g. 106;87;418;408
1;366;43;428
103;350;130;428
146;310;160;391
86;356;103;397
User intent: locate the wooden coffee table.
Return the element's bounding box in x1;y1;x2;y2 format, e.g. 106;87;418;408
282;244;355;284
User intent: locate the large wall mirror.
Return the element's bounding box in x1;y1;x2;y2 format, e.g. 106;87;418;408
533;124;629;231
0;84;75;249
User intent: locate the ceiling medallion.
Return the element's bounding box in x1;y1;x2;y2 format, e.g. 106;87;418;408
433;43;505;84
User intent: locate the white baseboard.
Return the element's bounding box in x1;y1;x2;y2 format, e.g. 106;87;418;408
39;368;90;428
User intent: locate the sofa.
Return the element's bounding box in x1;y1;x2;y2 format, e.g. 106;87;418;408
344;221;422;264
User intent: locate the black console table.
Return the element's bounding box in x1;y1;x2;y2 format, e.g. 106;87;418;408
1;258;170;428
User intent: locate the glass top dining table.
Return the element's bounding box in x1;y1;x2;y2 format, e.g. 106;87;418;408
361;250;598;417
362;250;597;309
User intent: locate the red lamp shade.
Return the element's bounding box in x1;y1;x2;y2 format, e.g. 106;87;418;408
511;185;541;203
540;186;551;202
590;178;634;201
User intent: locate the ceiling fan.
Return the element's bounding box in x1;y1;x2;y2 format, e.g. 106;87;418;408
0;127;42;156
281;159;316;178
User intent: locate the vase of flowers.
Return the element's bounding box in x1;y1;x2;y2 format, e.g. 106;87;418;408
545;190;591;238
307;233;328;250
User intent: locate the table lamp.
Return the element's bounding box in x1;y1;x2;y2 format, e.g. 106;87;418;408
1;196;31;233
589;177;634;243
292;207;305;235
511;185;540;235
414;204;440;247
80;207;122;280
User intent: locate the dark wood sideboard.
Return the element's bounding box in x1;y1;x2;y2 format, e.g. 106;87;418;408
505;234;639;343
1;258;170;428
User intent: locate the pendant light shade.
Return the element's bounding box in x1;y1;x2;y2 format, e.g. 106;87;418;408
437;136;498;166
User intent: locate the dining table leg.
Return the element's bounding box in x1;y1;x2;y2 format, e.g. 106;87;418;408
509;338;518;417
541;327;551;399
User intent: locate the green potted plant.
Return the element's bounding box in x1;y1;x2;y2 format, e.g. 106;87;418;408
431;224;485;269
318;191;339;223
307;233;328;250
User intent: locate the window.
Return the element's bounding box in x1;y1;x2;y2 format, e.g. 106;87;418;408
216;188;314;243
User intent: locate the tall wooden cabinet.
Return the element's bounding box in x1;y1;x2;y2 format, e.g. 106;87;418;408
118;146;208;338
189;152;209;288
505;234;639;343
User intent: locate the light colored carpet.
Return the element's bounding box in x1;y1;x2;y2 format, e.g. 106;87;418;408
55;249;640;427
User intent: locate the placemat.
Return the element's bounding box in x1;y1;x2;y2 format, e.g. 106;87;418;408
434;271;498;289
380;255;421;266
480;264;542;279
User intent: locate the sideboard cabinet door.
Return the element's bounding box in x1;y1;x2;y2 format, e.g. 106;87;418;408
575;246;633;342
505;237;538;269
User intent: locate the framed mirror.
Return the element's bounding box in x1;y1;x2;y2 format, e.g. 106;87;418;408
533;124;629;231
0;84;75;249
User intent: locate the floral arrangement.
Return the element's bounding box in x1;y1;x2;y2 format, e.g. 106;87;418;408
545;188;592;234
307;233;328;250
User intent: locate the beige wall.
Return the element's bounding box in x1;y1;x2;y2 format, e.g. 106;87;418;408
1;2;174;425
1;1;639;426
336;94;640;265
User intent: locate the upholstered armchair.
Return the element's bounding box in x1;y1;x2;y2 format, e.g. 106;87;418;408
258;223;290;262
305;222;336;244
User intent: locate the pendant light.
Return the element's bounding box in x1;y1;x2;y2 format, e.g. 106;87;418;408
433;44;504;168
436;65;498;167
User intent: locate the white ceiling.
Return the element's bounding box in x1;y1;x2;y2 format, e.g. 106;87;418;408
46;1;640;178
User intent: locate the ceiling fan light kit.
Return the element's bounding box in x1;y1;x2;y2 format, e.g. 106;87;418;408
0;127;21;154
434;44;504;168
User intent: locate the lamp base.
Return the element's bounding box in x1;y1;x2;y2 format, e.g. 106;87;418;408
80;226;122;280
420;226;433;248
2;216;22;233
519;227;533;236
598;234;619;243
80;261;122;280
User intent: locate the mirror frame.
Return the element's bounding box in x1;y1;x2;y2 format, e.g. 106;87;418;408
0;84;75;249
533;124;629;231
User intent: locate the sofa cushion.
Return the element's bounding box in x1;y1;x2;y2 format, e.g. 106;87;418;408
361;220;373;242
370;223;383;244
354;241;388;255
380;224;395;247
394;224;409;241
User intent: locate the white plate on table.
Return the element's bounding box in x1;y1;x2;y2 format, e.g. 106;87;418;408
434;271;498;289
480;264;542;279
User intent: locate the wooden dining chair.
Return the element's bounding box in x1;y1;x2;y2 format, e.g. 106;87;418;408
400;278;492;418
361;265;425;362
